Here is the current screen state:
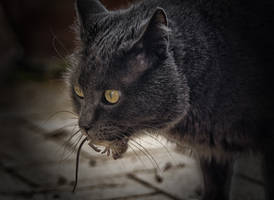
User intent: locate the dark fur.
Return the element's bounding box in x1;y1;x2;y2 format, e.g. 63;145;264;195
68;0;274;199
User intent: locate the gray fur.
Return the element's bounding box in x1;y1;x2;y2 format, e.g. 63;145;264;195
68;0;274;199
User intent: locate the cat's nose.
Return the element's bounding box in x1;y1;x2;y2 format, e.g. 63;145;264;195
78;118;92;132
79;107;95;131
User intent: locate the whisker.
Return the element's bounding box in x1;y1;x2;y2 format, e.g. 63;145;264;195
50;29;72;68
129;139;160;170
72;137;88;193
69;134;84;157
127;125;175;163
52;31;70;55
61;129;82;161
128;144;147;168
66;129;82;145
142;131;175;163
105;131;160;170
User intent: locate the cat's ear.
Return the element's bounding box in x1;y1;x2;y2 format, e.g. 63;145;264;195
149;8;168;28
76;0;108;29
137;8;169;55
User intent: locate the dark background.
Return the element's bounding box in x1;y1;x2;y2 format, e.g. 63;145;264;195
0;0;138;84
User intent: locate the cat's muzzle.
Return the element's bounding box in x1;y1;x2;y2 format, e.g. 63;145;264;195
81;129;128;160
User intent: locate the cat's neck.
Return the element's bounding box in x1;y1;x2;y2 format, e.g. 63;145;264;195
167;5;223;112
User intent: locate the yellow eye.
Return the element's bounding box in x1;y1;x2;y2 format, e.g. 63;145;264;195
74;85;84;98
104;90;120;104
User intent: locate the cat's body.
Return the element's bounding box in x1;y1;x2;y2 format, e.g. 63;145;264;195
69;0;274;199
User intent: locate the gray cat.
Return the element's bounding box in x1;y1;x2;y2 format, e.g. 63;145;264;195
68;0;274;199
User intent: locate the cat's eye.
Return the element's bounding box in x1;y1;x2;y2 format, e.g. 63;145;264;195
74;85;84;98
104;90;120;104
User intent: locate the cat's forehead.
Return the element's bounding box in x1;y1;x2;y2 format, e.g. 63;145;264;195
75;53;123;90
77;48;148;91
87;9;149;59
76;6;154;89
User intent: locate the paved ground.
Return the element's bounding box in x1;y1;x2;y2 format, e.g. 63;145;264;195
0;79;266;200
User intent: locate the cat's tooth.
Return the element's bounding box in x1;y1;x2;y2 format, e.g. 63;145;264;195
101;146;109;154
88;142;101;152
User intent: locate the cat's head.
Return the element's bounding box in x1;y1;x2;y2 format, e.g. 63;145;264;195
68;0;189;159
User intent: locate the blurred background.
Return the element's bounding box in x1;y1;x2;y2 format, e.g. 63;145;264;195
0;0;138;83
0;1;266;200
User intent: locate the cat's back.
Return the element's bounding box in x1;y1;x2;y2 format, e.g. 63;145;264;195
149;0;274;147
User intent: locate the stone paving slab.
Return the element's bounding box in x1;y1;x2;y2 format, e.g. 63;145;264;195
230;176;265;200
0;196;171;200
35;193;165;200
230;155;265;200
0;80;268;200
132;161;202;200
1;115;266;200
0;197;14;200
15;149;192;188
234;155;264;183
31;193;170;200
0;117;74;167
33;177;155;200
0;170;30;193
133;194;172;200
0;171;158;199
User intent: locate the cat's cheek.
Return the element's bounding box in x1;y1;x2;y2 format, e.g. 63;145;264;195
71;94;82;115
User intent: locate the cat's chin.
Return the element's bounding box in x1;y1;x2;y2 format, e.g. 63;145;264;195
87;138;128;160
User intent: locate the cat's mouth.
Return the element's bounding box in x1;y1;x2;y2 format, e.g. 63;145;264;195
82;131;128;160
